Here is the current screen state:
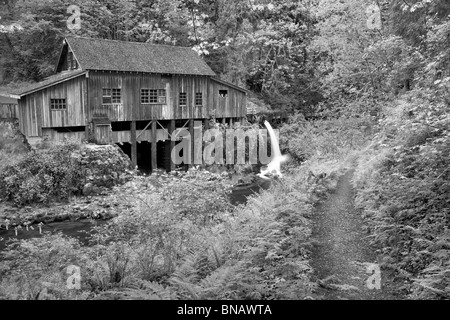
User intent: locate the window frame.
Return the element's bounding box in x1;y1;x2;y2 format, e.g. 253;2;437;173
50;98;67;110
67;52;78;70
219;90;228;98
195;92;203;106
102;88;121;104
179;92;187;107
141;88;166;104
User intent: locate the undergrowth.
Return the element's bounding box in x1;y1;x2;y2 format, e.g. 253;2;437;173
353;90;450;299
0;119;30;171
0;142;84;205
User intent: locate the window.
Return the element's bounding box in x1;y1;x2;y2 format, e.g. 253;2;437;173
102;88;121;104
51;98;66;110
219;90;228;97
67;52;78;70
141;89;166;104
195;92;203;106
179;92;187;106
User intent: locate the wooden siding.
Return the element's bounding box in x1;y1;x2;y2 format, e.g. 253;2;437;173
111;128;169;143
172;75;208;119
0;104;19;119
18;75;87;137
88;71;246;122
42;128;85;142
89;71;174;121
209;79;246;119
95;124;111;144
18;71;246;139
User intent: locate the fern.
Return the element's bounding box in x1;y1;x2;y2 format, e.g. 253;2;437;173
98;279;175;300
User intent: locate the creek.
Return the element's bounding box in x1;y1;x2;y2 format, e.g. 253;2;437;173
0;178;271;250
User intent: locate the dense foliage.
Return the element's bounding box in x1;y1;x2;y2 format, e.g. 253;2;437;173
353;91;450;299
0;0;320;112
1;0;449;300
0;120;30;171
0;142;84;205
0;167;328;300
0;142;131;205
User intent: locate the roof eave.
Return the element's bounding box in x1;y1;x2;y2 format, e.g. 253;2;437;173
65;37;82;71
85;68;216;77
0;93;20;100
18;71;88;97
211;77;248;93
54;38;67;74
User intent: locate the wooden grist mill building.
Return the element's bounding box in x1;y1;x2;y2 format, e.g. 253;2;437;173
12;36;247;171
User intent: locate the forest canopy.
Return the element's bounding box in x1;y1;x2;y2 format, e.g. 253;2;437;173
0;0;449;113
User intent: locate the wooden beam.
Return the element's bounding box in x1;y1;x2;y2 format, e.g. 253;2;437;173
194;120;203;165
151;120;157;171
136;120;153;140
85;118;89;143
188;119;194;168
83;76;89;142
131;121;137;169
169;119;175;172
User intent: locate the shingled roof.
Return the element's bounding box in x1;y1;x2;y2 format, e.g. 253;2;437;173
64;36;216;76
12;70;87;97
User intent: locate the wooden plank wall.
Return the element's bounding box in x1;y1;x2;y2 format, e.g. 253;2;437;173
41;128;85;142
111;128;168;143
0;104;19;119
88;71;246;122
18;71;246;139
89;71;174;121
18;75;87;137
172;75;208;119
208;79;246;119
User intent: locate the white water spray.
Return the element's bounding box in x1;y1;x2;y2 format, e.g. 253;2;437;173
257;121;289;179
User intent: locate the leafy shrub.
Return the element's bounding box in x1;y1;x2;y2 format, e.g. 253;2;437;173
0;142;84;205
353;94;450;299
168;168;317;300
0;233;90;300
280;112;373;163
0;162;319;300
0;120;30;171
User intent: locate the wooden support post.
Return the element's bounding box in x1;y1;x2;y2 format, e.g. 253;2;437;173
222;118;226;125
229;118;233;128
203;118;209;131
188;119;194;168
85;118;89;143
131;121;137;169
169;120;175;172
151;120;157;171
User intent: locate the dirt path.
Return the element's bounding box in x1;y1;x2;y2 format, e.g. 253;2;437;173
310;169;401;300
